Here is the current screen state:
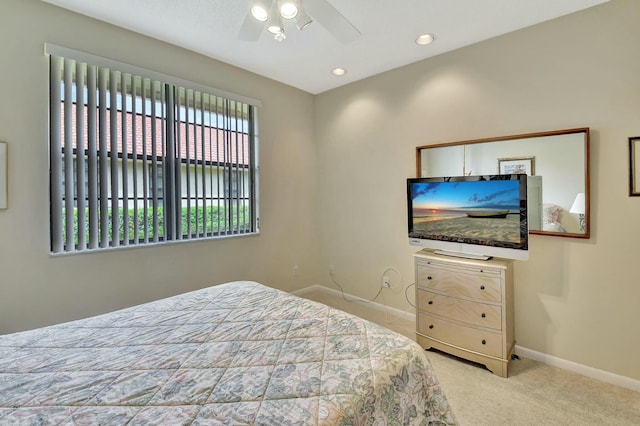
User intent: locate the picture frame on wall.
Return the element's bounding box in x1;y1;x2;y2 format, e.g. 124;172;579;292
498;156;535;176
0;141;6;209
630;137;640;196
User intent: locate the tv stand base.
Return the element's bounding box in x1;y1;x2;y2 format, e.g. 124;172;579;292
433;249;492;261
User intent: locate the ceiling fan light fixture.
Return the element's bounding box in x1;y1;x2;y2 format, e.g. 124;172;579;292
251;5;269;22
280;2;298;19
267;24;284;34
416;33;436;45
266;1;285;35
243;0;358;43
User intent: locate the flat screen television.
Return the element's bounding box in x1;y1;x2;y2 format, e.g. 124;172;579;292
407;174;529;261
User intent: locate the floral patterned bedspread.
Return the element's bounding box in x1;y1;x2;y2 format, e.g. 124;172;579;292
0;281;456;425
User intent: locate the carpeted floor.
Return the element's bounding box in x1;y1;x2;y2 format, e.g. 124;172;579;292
299;288;640;426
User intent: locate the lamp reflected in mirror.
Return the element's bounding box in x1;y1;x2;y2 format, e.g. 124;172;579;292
570;193;586;232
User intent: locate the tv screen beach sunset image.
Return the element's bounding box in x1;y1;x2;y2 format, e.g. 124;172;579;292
410;178;524;245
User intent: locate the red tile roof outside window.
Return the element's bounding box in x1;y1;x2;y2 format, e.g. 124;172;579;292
60;103;250;166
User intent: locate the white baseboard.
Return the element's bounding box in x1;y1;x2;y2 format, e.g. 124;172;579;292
293;284;416;322
294;285;640;393
514;346;640;393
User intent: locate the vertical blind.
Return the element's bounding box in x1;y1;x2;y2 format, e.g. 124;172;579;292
49;52;259;254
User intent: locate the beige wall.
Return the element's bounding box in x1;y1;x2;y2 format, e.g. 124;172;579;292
315;0;640;381
2;0;639;384
0;0;320;333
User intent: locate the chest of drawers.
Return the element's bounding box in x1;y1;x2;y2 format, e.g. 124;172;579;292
414;249;515;377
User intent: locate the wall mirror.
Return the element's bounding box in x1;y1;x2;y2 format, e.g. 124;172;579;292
416;128;590;238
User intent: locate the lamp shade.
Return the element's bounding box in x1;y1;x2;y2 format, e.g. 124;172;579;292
569;193;585;214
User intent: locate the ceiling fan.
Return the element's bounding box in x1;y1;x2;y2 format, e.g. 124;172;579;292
238;0;360;44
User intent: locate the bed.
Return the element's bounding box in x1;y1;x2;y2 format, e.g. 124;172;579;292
0;281;456;425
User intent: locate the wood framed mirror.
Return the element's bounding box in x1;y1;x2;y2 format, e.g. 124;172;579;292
416;128;590;238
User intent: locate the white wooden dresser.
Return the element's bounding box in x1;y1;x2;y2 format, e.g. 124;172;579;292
414;249;515;377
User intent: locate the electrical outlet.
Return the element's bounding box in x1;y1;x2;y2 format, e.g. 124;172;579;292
329;265;334;275
293;265;299;276
382;276;391;288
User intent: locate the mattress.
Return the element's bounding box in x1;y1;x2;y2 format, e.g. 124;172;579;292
0;281;456;425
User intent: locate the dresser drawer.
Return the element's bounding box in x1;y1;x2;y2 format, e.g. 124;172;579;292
417;312;503;358
417;289;502;330
416;263;502;303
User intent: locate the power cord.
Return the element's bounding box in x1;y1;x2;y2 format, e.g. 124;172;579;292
330;268;383;303
405;282;416;308
329;266;415;324
380;267;405;294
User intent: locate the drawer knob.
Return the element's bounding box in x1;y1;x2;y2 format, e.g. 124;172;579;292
429;324;434;329
481;313;486;318
480;285;485;290
481;339;487;345
428;300;433;305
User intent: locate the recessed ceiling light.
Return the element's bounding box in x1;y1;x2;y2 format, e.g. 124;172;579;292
416;33;436;46
332;68;346;76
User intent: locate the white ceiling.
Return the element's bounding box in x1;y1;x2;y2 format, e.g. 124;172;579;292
41;0;609;95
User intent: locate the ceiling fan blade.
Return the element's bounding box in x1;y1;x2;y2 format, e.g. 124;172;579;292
303;0;361;44
238;9;266;41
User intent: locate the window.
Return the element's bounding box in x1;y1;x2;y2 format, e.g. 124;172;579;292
148;164;163;207
60;160;89;207
48;46;259;254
